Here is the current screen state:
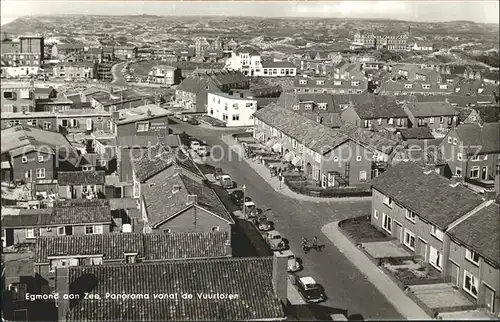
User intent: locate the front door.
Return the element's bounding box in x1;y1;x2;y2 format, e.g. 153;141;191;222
481;167;488;180
448;260;459;286
394;221;403;243
482;283;495;313
327;173;335;187
418;237;428;261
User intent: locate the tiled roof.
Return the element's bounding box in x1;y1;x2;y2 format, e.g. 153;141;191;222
371;162;484;228
132;144;175;182
35;231;229;263
254;103;349;154
398;127;435;140
448;202;500;266
208;70;249;88
117;135;160;148
63;257;285;321
58;171;106;185
455;122;500;155
1;203;111;228
278;92;339;113
338;122;401;155
350;95;407;119
88;47;102;55
482;71;500;81
404;101;457;117
303;113;342;128
176;76;214;94
1;125;75;156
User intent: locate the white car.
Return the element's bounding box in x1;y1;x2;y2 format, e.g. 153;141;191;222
277;250;301;272
190;141;201;151
265;230;286;251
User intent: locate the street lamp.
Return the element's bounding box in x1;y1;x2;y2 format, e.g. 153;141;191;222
242;184;247;219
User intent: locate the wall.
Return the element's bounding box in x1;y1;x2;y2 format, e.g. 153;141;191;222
207;93;257;127
0;116;57;131
7;223;111;245
57;115;111;133
1;86;34;113
12;150;55;182
341;107;361;126
440;130;466;177
116;115;170;137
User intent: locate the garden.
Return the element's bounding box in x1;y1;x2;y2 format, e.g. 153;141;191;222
339;216;389;243
382;258;442;285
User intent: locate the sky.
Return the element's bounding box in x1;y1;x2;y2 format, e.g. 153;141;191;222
1;1;499;25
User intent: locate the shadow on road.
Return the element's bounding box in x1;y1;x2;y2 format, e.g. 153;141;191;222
287;304;350;321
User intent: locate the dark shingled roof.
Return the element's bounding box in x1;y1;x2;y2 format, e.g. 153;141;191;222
398;127;435;140
35;231;229;263
371;162;484;228
132;144;175;182
338;122;401;155
63;257;285;321
235;46;260;56
350;95;407;119
448;202;500;266
455;122;500;155
404;101;458;117
58;171;106;185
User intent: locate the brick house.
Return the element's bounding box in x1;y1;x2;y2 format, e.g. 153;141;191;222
447;202;500;317
440;122;500;182
57;171;106;199
1;200;112;247
56;255;287;321
403;101;459;133
341;94;409;129
34;231;231;288
370;161;487;277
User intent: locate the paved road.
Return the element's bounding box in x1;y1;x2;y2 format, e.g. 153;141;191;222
111;62;127;85
171;120;403;320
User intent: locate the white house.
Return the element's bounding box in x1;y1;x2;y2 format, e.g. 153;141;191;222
256;61;297;77
224;47;262;77
410;43;433;52
207;90;257;127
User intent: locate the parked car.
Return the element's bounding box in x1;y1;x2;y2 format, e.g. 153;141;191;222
265;230;286;251
219;174;233;189
276;250;301;272
190;141;201;151
243;201;257;218
293;276;325;303
197;145;209;156
231;190;245;206
330;314;348;321
256;215;273;232
186;117;200;125
214;167;223;180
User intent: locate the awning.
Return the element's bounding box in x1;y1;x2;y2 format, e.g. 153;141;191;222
272;143;282;153
283;151;294;162
1;161;11;169
265;139;276;147
292;156;303;167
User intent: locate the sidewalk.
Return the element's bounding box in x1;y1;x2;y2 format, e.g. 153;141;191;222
221;135;371;203
321;221;431;320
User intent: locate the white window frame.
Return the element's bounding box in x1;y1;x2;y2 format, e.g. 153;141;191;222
57;226;65;236
471;155;480;161
429;117;434;124
292;105;299;111
457;153;463;161
429;246;442;271
36;168;46;179
470;166;480;179
21;156;28;164
383;195;393;208
373;209;379;219
430;225;444;241
465;248;480;266
84;226;95;234
447;137;452;144
403;228;416;251
356;155;362;162
382;213;392;234
359;171;367;181
456;167;462;176
38;155;44;163
136;121;150;133
405;209;416;223
453;138;458;145
463;269;479;298
25;228;35;239
211;226;220;232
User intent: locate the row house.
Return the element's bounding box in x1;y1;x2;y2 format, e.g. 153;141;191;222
370;161;498;316
113;46;138;61
1;199;112;247
207;90;257;127
482;72;500;86
293;76;368;95
2;52;43;67
440;122;500;184
277;92;342;128
147;65;181;85
253;103;376;188
175;70;249;113
380;65;457;95
436;65;485;79
57;170;106;199
35;97;73;112
256;61;297;77
402;101;459;133
111;104;170;137
131;143;234;234
0;111;57;131
1;82;35;113
1;126;80;186
55;256;286;321
224;46;262;77
351;32;409;51
341;94;409;129
53;61;97;79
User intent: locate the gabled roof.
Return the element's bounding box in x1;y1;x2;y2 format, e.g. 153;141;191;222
404;101;458;117
176;76;215;94
303;113;342;128
35;231;229;263
349;95;407;119
278;92;339;113
58;171;106;185
132;144;175;182
63;257;285;321
454;122;500;155
448;202;500;266
398;127;434;140
371;162;484;228
235;46;260;56
1;126;76;156
338;122;401;155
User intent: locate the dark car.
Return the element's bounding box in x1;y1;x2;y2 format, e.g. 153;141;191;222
214;168;223;180
231;190;250;207
255;215;273;231
186;117;200;125
294;276;325;303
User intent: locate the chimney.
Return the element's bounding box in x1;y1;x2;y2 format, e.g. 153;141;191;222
450;175;463;187
187;194;198;205
147;109;152;117
272;251;288;306
423;163;436;174
56;267;70;321
111;111;120;122
483;189;497;201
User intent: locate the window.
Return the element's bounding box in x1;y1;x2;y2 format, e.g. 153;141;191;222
453;138;458;145
292;105;299;110
43;122;51;130
465;248;480;265
457;153;463;161
463;270;479;298
38;155;44;163
21;156;28;164
232;103;239;109
382;213;392;234
304;88;310;93
99;160;107;167
97;117;103;122
163;229;171;233
422;84;431;89
85;226;95;234
429;246;442;270
405;209;416;223
373;209;379;219
404;84;413;89
430;225;444;241
57;227;65;236
383;195;393;208
136;122;149;132
36;168;45;179
232;114;239;121
359;171;367;181
439;84;448;89
351;81;360;86
448;137;452;144
25;228;35;239
318;103;327;110
403;229;416;250
483;155;488;160
439;116;444;124
304;104;312;110
212;226;220;232
316;80;325;85
429;117;434;124
456;167;462;176
470;166;480;178
388;118;394;125
314;153;321;163
299;79;307;85
356;156;362;162
334;80;342;86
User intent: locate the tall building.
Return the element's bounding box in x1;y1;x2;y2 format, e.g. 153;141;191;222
20;36;44;55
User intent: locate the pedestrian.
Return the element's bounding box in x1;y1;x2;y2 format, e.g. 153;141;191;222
312;236;319;248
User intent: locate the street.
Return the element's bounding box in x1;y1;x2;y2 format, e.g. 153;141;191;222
171;120;403;320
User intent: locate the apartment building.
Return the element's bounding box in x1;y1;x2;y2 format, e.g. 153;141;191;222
147;65;181;85
293;75;368;95
207;90;257;126
224;46;262;76
114;46;138;60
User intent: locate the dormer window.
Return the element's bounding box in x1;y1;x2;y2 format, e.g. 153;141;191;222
304;104;312;110
404;84;413;89
124;252;137;264
351;81;360;86
292;105;299;111
318;103;327;110
299;79;307;85
422;84;431;89
172;185;181;193
316;80;325;85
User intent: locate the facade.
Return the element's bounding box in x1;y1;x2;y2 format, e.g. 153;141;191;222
402;101;459;132
410;43;433;52
351;32;409;51
111;104;170;137
147;65;181;85
1;82;35;113
440;122;500;182
1;200;112;247
113;46;137;60
257;61;297;77
224;47;262;76
53;61;97;79
293;74;368;95
207;90;257;126
57;171;106;199
174;48;195;61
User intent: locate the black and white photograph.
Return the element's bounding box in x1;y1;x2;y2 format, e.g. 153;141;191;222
0;1;499;321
